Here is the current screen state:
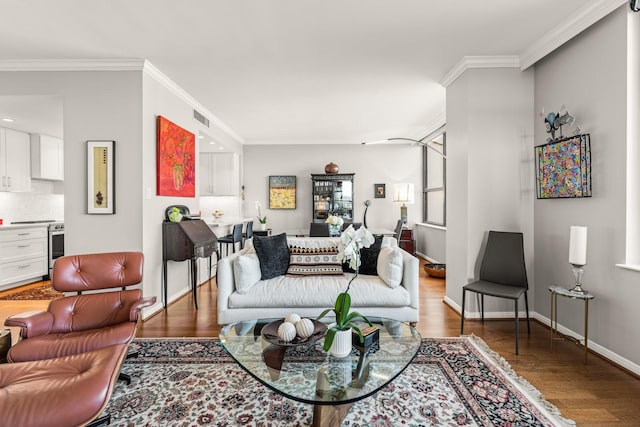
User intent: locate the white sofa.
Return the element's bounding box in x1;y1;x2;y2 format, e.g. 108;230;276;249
216;236;419;325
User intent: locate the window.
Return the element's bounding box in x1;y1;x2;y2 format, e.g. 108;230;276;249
423;132;446;226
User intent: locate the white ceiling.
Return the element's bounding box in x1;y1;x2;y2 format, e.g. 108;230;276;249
0;0;607;144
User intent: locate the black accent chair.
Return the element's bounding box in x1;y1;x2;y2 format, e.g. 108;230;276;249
309;222;330;237
461;231;530;355
242;221;253;249
218;224;243;256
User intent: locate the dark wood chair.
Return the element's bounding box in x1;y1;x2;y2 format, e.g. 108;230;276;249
461;231;530;355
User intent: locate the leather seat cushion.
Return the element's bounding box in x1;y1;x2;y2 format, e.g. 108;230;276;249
7;322;135;363
0;344;128;427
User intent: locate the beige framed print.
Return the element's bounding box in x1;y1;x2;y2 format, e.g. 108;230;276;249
87;140;115;214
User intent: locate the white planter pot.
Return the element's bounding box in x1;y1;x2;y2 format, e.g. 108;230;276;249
329;328;352;358
258;223;267;231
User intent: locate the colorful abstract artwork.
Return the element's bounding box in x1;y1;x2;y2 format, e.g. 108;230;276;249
157;116;196;197
269;175;296;209
535;134;591;199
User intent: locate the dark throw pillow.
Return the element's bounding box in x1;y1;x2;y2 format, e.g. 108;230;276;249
343;235;383;275
253;233;290;280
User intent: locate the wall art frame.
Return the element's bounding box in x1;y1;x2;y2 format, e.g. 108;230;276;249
157;115;196;197
535;133;592;199
374;183;386;198
269;175;296;209
87;140;115;214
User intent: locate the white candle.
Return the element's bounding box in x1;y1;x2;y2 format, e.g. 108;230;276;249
569;226;588;265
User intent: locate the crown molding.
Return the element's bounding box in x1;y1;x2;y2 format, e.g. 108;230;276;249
141;61;244;144
0;58;245;144
520;0;626;69
0;58;146;71
440;56;520;88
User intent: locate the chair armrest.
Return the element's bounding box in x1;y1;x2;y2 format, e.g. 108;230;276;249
129;297;157;322
4;311;54;339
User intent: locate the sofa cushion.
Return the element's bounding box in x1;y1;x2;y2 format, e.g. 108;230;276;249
228;274;410;309
253;233;290;280
286;246;343;277
233;253;261;293
377;247;403;288
343;235;383;275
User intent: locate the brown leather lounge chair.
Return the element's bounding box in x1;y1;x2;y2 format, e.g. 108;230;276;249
0;343;128;427
5;251;155;363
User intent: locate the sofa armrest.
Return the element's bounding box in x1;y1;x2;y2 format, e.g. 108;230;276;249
4;311;54;339
216;253;239;318
400;249;420;311
129;297;157;322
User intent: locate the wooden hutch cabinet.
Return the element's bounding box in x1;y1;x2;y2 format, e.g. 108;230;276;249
311;173;355;223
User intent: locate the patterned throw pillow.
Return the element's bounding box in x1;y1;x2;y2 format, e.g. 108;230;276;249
286;246;344;277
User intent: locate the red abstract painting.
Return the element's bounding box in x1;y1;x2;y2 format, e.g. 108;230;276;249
157;116;196;197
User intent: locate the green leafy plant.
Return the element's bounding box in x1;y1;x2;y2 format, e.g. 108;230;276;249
255;201;267;224
317;225;374;351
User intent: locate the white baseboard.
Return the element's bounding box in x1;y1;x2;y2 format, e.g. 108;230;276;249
444;296;640;376
142;286;191;320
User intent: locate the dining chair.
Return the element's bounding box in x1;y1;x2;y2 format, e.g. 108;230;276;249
309;222;330;237
460;231;530;355
393;220;403;243
242;220;253;249
218;224;243;256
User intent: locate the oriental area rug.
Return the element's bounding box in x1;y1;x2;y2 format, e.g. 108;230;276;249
104;336;574;426
0;282;64;300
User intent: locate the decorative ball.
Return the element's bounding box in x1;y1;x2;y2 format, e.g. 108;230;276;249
296;318;315;338
324;162;339;174
278;322;297;342
285;313;301;324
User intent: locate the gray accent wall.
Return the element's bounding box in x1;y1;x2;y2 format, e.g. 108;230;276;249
534;6;640;370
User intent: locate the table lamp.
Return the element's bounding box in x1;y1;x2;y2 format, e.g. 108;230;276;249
569;225;588;293
393;183;414;226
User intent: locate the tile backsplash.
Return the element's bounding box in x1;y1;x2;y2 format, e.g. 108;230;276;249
0;180;64;224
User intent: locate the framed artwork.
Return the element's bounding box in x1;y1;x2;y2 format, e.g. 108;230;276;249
535;134;592;199
374;183;386;198
269;175;296;209
87;140;115;214
157;115;196;197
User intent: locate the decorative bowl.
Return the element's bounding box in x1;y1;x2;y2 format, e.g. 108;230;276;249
261;319;327;347
424;263;446;278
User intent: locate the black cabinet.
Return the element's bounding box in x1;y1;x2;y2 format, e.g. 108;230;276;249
162;219;218;309
311;173;355;223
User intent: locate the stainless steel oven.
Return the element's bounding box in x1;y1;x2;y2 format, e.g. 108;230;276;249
48;222;64;277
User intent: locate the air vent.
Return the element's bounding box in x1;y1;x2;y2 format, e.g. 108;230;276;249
193;109;210;127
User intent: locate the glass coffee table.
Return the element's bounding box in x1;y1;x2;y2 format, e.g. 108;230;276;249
220;317;421;427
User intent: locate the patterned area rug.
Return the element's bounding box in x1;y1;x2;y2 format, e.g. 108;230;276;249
0;282;64;300
105;336;574;426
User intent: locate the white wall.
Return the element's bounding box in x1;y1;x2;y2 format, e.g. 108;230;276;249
445;67;535;314
0;180;63;223
534;6;640;368
242;144;423;234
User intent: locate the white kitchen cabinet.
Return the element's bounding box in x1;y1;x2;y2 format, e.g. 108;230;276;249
31;133;64;181
0;126;31;192
0;226;47;289
199;152;240;196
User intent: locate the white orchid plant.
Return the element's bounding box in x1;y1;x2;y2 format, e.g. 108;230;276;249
254;201;267;224
317;225;374;351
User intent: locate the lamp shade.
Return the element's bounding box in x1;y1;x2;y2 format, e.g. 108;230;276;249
569;226;587;265
393;183;415;204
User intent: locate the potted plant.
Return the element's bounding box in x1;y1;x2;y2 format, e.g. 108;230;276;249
325;215;344;236
255;201;267;230
317;225;374;357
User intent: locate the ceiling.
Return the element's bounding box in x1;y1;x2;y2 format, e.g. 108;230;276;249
0;0;601;144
